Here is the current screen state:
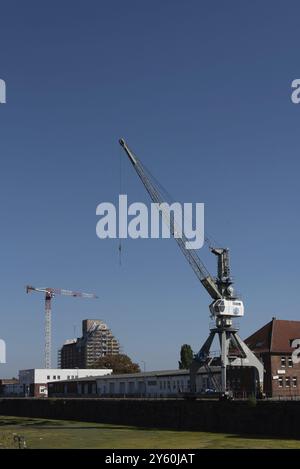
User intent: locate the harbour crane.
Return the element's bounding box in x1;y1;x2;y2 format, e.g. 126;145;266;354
26;285;98;369
119;138;263;397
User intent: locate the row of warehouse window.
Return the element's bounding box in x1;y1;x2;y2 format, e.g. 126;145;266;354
98;379;192;393
159;380;188;390
278;376;297;387
46;375;77;380
281;356;294;368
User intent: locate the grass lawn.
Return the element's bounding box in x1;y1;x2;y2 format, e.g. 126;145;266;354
0;415;300;449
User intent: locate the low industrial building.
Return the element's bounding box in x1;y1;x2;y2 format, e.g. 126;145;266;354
11;368;112;397
48;364;261;398
48;367;223;397
95;368;221;397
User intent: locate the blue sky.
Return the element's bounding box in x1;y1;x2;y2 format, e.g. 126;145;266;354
0;1;299;376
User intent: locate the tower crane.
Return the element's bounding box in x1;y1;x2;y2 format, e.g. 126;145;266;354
26;285;98;369
119;138;263;397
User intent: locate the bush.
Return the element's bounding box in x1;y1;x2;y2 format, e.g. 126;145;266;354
247;395;257;407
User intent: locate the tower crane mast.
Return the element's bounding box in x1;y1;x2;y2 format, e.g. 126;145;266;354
26;285;98;369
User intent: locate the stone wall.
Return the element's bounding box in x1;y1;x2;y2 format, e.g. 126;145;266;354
0;398;299;438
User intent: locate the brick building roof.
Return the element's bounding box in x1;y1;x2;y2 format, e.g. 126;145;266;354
245;318;300;353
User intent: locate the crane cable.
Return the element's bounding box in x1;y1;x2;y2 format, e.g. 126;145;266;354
118;145;123;266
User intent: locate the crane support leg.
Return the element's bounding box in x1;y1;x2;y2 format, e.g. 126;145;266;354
189;322;264;397
218;329;231;394
190;331;215;393
229;332;264;394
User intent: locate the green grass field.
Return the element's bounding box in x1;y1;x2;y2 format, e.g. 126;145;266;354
0;415;300;449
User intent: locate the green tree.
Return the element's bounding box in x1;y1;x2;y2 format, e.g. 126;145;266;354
92;354;141;374
178;344;194;369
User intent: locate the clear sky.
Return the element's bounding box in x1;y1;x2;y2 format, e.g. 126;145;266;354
0;1;299;377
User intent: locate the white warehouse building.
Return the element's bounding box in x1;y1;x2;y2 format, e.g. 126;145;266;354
19;368;112;397
95;369;221;397
48;368;221;398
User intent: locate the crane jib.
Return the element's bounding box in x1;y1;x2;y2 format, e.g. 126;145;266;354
119;138;222;300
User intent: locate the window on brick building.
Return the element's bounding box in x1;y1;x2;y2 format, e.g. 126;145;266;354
285;377;290;387
288;357;293;368
281;356;286;367
292;377;297;387
278;377;283;387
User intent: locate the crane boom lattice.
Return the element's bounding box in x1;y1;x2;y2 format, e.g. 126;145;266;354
119;138;221;300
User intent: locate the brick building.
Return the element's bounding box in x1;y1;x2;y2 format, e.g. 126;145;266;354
59;319;120;369
245;318;300;397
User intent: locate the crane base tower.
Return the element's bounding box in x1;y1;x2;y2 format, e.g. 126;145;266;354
190;316;264;397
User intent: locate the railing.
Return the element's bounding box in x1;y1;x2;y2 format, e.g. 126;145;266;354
209;320;240;329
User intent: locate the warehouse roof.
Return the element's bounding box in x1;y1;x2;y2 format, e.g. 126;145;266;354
49;367;220;385
94;368;220;380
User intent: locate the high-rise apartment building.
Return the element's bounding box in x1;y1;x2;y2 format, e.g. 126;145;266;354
59;319;120;369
